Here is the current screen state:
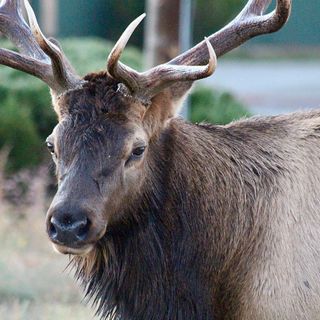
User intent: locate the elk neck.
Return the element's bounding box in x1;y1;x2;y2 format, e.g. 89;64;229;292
72;115;286;319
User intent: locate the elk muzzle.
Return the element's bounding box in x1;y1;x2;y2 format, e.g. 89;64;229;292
46;203;106;255
49;206;90;244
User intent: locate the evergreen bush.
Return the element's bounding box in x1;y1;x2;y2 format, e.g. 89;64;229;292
190;86;251;125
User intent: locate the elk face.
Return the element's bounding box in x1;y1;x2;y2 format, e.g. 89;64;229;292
46;77;151;255
43;15;217;255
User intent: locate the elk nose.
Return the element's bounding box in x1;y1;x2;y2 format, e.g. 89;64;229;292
48;212;91;246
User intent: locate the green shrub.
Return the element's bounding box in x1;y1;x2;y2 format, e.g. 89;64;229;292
0;37;142;172
0;98;42;172
190;86;251;125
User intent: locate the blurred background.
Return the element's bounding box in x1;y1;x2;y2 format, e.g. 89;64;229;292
0;0;320;319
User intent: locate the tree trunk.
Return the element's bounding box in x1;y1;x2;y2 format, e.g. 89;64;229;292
144;0;180;68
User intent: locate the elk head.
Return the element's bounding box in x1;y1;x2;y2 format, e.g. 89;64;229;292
0;0;291;255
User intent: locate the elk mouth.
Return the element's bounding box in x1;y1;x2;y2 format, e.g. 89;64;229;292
50;225;107;256
52;243;95;256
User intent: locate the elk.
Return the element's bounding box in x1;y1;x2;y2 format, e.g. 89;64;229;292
6;0;320;319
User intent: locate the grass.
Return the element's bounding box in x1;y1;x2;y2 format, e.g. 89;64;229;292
0;154;98;320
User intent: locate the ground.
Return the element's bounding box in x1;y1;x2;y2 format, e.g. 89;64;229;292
0;170;98;320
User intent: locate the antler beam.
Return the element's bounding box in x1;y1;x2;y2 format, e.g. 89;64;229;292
170;0;292;65
0;0;292;101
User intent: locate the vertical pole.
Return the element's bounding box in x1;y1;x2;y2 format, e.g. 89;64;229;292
144;0;159;69
179;0;193;119
144;0;180;69
40;0;58;36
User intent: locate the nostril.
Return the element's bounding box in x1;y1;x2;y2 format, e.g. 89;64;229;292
76;218;91;241
49;218;58;239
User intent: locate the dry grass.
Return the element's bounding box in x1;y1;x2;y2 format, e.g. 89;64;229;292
0;158;98;320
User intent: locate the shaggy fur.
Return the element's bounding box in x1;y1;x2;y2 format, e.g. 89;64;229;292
61;78;320;320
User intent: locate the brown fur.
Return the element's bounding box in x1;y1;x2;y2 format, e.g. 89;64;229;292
44;72;320;320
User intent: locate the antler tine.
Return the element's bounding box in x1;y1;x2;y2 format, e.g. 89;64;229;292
23;0;82;91
170;0;291;66
0;0;82;94
0;0;48;60
138;38;217;100
107;16;217;102
242;0;272;16
107;13;146;93
0;47;52;78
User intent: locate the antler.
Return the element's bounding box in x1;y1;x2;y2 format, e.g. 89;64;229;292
170;0;292;65
0;0;82;94
107;14;216;103
0;0;291;101
107;0;291;101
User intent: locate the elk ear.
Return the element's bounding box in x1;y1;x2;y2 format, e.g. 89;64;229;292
141;41;216;131
140;83;193;136
142;82;190;123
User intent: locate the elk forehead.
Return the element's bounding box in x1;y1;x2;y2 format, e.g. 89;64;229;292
55;72;146;119
54;115;129;167
49;73;148;172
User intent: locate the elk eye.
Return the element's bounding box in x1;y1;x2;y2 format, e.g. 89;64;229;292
126;146;146;165
46;142;55;154
132;146;146;157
